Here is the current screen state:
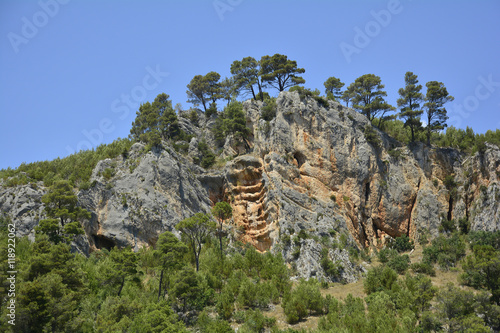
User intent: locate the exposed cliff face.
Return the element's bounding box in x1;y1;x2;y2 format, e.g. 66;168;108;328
1;91;499;281
224;156;275;252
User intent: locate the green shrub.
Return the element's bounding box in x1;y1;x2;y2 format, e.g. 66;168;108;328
102;167;116;180
121;194;128;208
216;288;234;320
197;311;232;333
320;248;342;278
458;217;470;234
377;247;398;264
468;231;500;250
240;309;276;332
289;86;328;108
388;234;415;253
188;109;199;126
297;229;309;240
206;102;218;118
363;266;398;295
364;125;380;148
281;234;291;246
261;97;277;121
172;141;190;154
388;148;402;160
255;92;270;101
283;279;325;323
411;261;436;276
460;245;500;304
439;219;456;234
197;140;215;169
387;254;410;274
423;233;466;270
79;181;91;190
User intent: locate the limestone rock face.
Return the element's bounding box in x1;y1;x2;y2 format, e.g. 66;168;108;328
0;183;46;238
1;91;499;283
77;143;213;251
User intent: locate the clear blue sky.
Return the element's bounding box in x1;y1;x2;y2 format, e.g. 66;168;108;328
1;0;499;170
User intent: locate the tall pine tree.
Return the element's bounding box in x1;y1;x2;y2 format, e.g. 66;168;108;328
351;74;395;127
324;76;345;100
424;81;454;145
397;72;424;142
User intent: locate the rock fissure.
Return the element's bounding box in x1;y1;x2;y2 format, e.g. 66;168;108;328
407;178;421;238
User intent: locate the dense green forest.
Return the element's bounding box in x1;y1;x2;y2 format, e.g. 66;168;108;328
1;210;500;332
1;54;500;332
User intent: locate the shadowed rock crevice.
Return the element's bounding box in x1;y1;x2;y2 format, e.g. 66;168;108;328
93;234;116;251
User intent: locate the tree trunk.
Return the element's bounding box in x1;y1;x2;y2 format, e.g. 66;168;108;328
118;277;125;296
219;222;223;259
158;269;164;301
257;80;264;101
201;96;207;112
250;86;256;100
195;253;199;272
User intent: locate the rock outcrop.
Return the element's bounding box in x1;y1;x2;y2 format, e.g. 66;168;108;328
1;91;499;282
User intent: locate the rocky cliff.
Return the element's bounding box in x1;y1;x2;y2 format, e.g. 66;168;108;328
1;91;499;281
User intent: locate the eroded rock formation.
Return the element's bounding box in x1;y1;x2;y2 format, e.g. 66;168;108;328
1;91;499;281
224;156;274;251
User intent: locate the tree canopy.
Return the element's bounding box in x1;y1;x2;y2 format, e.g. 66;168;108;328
260;54;305;92
351;74;395;126
324;76;345;100
130;93;182;147
230;56;263;101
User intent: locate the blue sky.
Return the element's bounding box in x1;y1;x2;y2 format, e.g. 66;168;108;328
1;0;499;170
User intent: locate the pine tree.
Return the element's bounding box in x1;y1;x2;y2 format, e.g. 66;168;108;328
351;74;395;127
187;75;209;111
230;56;264;101
155;231;187;301
175;213;215;271
260;54;305;92
154;93;181;140
212;201;232;258
324;76;345;100
424;81;454;145
397;72;424;142
341;82;356;107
